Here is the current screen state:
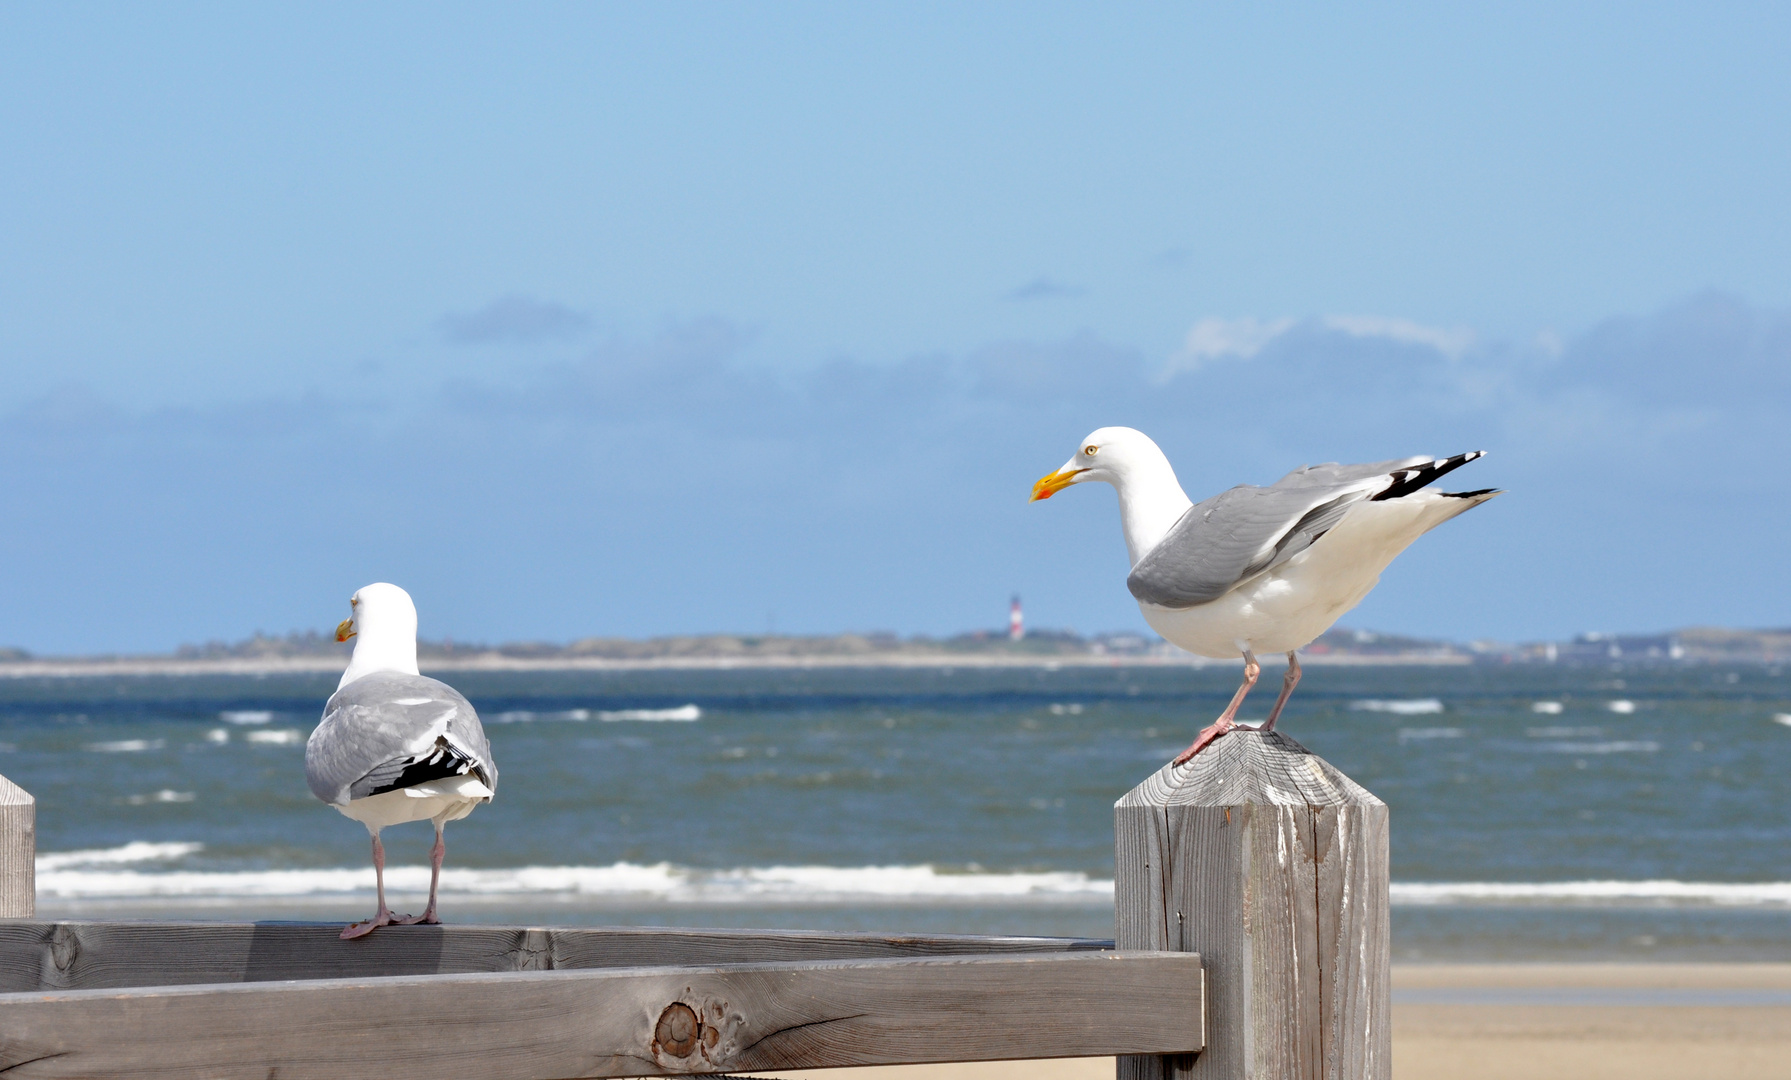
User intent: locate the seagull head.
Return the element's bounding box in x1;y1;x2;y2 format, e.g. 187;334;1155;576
336;582;417;643
334;583;422;688
1030;426;1169;501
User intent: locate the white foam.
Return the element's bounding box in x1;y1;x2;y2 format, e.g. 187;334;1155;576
1392;880;1791;908
39;848;1785;912
1530;701;1564;714
1606;700;1637;714
1048;703;1085;716
84;739;164;753
124;791;195;806
600;705;700;722
1526;726;1603;738
490;704;702;724
34;859;1112;905
245;729;302;745
1773;714;1791;727
219;710;273;725
1350;699;1444;715
205;729;230;744
1397;728;1464;742
37;841;204;872
1541;740;1660;754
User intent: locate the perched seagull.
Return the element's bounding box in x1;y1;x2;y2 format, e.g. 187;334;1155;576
305;583;497;939
1032;427;1498;764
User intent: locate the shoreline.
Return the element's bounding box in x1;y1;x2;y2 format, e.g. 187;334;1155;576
0;652;1471;679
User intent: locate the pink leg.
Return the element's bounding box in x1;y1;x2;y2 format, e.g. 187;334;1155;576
1172;651;1261;765
1260;652;1302;732
341;833;405;940
395;825;445;926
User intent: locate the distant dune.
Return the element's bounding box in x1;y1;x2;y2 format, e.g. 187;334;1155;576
0;624;1784;677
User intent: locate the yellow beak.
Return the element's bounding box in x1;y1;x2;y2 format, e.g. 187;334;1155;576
1030;467;1086;502
335;618;357;642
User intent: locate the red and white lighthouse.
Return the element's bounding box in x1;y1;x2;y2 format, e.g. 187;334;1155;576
1008;595;1025;641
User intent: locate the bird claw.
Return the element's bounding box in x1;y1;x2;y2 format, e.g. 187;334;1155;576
1172;717;1237;765
341;904;423;938
340;912;394;940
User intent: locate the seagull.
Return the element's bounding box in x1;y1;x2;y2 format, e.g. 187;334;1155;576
305;583;497;939
1031;427;1497;764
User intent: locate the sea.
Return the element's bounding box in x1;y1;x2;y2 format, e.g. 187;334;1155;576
2;662;1787;961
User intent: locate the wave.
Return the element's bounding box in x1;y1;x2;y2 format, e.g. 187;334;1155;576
38;841;205;872
1605;699;1637;714
1350;698;1443;715
1539;740;1660;754
1397;727;1463;742
1530;701;1564;714
123;790;194;806
1525;726;1603;738
34;844;1791;912
244;729;302;745
490;704;702;724
1392;880;1791;908
33;853;1109;905
84;739;164;753
1774;714;1791;727
218;710;273;725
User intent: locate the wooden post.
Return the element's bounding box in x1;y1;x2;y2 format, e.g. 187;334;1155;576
1115;731;1388;1080
0;773;31;918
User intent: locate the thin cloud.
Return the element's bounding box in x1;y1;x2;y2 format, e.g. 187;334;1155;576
438;295;591;344
1320;314;1475;358
1162;316;1295;378
4;294;1788;651
1006;277;1086;301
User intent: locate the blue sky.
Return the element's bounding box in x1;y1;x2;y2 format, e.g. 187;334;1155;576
1;4;1788;652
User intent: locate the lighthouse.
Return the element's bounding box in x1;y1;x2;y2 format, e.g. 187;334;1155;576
1008;595;1025;642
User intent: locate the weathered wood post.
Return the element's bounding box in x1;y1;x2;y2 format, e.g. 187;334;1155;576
1116;731;1388;1080
0;772;32;918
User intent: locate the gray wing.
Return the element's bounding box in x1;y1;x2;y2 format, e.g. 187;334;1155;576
305;672;497;806
1125;453;1478;609
1272;456;1430;487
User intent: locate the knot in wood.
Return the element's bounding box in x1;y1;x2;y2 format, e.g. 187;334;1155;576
654;1002;701;1058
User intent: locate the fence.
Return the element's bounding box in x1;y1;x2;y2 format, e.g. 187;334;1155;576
0;730;1385;1080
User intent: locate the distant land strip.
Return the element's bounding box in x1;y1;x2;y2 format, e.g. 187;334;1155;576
0;625;1784;677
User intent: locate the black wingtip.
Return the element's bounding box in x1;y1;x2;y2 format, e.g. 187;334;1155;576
1371;451;1488;501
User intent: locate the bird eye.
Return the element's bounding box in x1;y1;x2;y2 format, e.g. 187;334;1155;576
1084;445;1099;457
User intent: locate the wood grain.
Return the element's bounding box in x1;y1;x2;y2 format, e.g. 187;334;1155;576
0;773;32;919
1114;730;1389;1080
0;950;1204;1079
0;921;1110;992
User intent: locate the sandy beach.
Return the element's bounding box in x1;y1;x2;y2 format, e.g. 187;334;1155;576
764;964;1791;1080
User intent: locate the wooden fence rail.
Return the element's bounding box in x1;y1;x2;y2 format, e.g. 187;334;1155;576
0;921;1114;991
0;949;1204;1080
0;728;1388;1080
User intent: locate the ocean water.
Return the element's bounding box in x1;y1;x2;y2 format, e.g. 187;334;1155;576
1;663;1787;959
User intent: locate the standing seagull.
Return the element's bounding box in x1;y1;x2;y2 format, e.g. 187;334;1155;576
1032;427;1497;764
306;583;497;939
